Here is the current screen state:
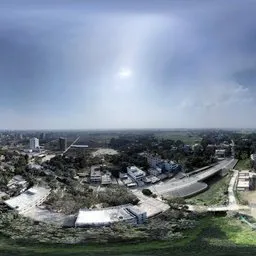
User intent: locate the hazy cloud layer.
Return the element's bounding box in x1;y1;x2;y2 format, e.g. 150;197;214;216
0;0;256;129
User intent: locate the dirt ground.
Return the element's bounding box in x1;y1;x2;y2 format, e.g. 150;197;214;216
240;191;256;204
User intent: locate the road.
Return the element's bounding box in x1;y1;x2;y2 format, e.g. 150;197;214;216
228;169;238;206
144;159;237;197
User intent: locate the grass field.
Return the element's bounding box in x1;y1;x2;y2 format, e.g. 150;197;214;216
154;131;201;145
186;174;230;206
234;159;251;170
1;216;256;256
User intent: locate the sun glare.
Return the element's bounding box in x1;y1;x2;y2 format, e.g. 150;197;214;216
117;67;132;79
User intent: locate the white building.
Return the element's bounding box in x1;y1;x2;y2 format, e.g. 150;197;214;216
75;204;147;227
127;166;146;181
7;175;28;192
90;166;102;183
29;137;39;150
101;173;112;185
237;170;252;191
215;149;226;158
4;186;50;213
146;154;162;168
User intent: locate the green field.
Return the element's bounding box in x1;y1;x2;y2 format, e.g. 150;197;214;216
235;159;252;170
154;131;201;145
186;174;230;206
1;216;256;256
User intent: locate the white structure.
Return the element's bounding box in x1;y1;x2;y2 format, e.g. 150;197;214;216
75;204;147;227
7;175;28;192
215;149;226;158
251;154;256;161
126;205;147;224
237;170;251;191
101;173;112;185
127;166;146;181
29;137;39;150
90;165;102;183
146;154;162;168
4;186;50;213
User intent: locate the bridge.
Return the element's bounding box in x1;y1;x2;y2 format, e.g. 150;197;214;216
148;158;238;198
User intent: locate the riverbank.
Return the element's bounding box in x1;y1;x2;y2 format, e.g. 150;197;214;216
1;216;256;256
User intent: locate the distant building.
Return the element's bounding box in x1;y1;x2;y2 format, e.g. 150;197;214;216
40;133;46;140
215;149;226;158
192;143;203;151
59;137;67;151
146;154;162;168
163;161;182;173
90;166;102;183
29;137;39;150
127;166;146;181
183;144;192;153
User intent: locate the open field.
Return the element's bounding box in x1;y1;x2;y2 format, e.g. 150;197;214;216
92;148;118;157
154;131;201;144
186;174;231;206
1;216;256;256
234;159;251;170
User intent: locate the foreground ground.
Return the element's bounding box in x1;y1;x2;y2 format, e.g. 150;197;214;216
1;216;256;256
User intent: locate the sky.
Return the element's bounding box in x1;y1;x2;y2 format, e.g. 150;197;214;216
1;0;256;129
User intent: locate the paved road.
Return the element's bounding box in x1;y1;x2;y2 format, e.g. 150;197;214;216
228;170;238;206
145;159;237;197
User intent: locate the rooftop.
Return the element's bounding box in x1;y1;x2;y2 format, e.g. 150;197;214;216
4;186;50;212
237;180;250;188
75;204;136;226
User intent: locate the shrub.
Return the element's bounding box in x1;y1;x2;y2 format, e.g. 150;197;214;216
142;189;152;196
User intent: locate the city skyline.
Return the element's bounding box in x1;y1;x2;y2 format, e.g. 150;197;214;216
1;0;256;129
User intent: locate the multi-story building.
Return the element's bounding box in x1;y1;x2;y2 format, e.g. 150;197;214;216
127;166;146;181
59;137;67;151
29;137;39;150
215;149;226;158
90;165;102;183
146;154;162;168
40;133;46;140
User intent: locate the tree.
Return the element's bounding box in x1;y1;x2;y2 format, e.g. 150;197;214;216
142;188;153;196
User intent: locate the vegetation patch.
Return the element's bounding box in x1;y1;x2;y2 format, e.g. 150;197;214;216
235;159;252;170
186;174;230;206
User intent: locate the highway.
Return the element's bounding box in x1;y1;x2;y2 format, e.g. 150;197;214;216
145;158;237;197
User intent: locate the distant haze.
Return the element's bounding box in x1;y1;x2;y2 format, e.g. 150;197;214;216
1;0;256;129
